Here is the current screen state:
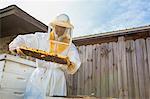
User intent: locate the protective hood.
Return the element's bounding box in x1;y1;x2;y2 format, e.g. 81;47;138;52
47;26;72;54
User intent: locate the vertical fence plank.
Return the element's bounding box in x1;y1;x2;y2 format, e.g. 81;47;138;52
65;72;70;95
73;46;82;95
142;39;149;98
126;40;136;98
92;44;97;96
81;45;86;95
105;44;109;97
86;45;92;95
135;39;146;99
89;45;93;95
131;40;140;99
77;46;82;95
108;42;114;97
100;43;109;97
117;37;128;98
117;38;123;98
112;42;118;98
82;45;86;95
146;37;150;99
96;44;101;97
100;43;106;97
66;74;73;95
84;45;89;95
117;37;123;98
64;72;69;95
146;37;150;74
73;68;78;95
70;75;73;95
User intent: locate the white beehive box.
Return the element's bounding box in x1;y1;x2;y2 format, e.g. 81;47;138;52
0;54;99;99
0;54;36;99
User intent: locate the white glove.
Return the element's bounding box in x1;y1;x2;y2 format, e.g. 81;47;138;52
9;36;26;54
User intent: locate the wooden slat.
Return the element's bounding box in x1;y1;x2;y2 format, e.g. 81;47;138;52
126;40;135;98
100;43;109;97
105;44;109;97
92;44;96;96
70;75;74;95
77;46;82;95
117;37;123;98
84;45;93;95
64;73;70;95
75;45;85;95
66;74;73;95
100;43;105;97
146;37;150;99
112;42;118;97
146;37;150;75
72;46;80;95
85;45;90;95
142;39;149;98
126;41;131;98
121;37;128;98
76;46;81;95
81;46;86;95
74;72;78;95
64;73;68;94
71;75;74;95
96;44;101;97
130;40;140;99
84;45;88;95
135;39;146;99
108;42;114;97
88;45;93;95
117;37;128;98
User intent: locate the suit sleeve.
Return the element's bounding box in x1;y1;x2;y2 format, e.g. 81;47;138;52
9;33;38;51
65;43;81;74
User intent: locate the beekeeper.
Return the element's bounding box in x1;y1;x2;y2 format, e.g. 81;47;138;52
9;14;81;99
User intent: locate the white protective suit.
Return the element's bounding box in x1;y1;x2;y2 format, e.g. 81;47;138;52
9;31;81;99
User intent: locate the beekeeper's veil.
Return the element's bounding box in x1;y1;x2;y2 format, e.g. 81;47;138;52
48;14;74;54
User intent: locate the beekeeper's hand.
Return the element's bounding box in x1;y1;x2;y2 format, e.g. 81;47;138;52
9;42;17;51
9;42;18;54
66;56;75;71
9;46;25;55
17;48;26;55
9;41;26;55
9;35;26;50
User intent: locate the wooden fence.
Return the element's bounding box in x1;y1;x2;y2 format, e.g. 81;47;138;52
66;27;150;99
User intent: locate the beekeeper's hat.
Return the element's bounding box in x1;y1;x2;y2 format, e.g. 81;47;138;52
50;14;74;29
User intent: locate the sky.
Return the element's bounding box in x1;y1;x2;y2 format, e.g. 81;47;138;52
1;0;150;37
